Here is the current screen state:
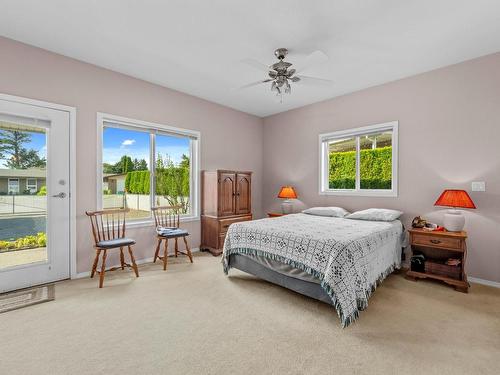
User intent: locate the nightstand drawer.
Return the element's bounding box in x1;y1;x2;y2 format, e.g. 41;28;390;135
412;233;461;250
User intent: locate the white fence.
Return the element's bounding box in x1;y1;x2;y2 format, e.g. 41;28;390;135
0;195;46;215
0;194;188;216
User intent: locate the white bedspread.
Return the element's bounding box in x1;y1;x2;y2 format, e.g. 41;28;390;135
222;213;403;327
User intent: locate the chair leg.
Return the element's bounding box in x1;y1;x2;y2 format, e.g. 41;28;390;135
154;238;161;263
175;237;178;257
183;236;193;263
99;249;107;288
91;249;101;278
128;245;139;277
119;247;125;270
163;239;168;271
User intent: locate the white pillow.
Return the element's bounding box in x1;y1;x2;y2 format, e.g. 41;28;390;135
345;208;403;222
302;206;349;218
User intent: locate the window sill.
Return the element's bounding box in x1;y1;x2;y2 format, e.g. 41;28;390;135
112;215;200;230
319;189;398;197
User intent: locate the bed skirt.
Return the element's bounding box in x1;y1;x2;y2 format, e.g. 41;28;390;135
228;254;334;305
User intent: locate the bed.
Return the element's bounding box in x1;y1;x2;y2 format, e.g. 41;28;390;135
222;213;405;327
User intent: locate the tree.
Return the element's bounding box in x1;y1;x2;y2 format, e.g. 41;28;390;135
103;163;117;174
6;149;46;169
155;153;190;213
133;158;148;171
179;154;189;169
103;155;146;174
0;129;46;169
118;155;134;173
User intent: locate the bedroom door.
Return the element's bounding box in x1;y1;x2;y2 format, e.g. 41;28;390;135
0;97;72;293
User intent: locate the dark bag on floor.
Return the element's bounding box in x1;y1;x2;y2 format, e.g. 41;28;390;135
410;254;425;273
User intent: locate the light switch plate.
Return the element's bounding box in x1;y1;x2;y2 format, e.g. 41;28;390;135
471;181;486;192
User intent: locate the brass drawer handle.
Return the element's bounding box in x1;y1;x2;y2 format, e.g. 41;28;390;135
430;239;441;244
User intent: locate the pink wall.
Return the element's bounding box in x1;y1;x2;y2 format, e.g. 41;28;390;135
263;52;500;283
0;37;264;274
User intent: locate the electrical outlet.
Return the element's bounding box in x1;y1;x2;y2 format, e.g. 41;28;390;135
471;181;486;192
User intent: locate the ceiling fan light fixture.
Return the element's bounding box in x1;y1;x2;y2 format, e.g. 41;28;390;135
284;80;291;94
239;47;330;103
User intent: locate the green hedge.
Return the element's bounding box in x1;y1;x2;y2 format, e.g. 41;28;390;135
125;170;150;194
124;168;190;213
124;169;189;196
329;146;392;189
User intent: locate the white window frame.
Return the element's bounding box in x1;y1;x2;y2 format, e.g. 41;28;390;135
319;121;398;197
96;113;201;227
8;178;20;194
26;178;37;193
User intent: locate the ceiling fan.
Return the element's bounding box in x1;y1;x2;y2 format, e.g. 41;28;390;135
238;48;331;101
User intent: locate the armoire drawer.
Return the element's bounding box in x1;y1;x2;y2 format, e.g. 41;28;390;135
219;215;252;233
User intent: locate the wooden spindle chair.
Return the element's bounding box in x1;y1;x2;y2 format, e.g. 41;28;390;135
85;208;139;288
152;205;193;270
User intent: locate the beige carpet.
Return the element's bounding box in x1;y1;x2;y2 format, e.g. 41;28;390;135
1;252;499;375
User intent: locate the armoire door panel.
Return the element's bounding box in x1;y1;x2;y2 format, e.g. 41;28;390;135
235;173;251;215
218;172;236;216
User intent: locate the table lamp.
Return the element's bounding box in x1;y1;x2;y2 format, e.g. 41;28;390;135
434;189;476;231
278;186;297;214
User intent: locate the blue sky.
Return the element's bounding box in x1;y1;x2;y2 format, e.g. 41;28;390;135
0;128;46;168
103;127;189;167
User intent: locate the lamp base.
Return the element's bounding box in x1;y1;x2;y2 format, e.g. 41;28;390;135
281;200;293;214
443;210;465;232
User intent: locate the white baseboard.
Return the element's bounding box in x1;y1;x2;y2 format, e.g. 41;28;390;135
74;247;200;279
468;277;500;289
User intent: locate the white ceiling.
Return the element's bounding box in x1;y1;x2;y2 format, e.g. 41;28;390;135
1;1;500;117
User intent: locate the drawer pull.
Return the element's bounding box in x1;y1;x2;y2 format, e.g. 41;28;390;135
430;239;441;244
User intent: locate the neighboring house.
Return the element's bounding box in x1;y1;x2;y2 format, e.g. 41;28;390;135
0;168;46;195
103;173;127;194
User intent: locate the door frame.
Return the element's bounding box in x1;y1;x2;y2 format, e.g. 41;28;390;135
0;93;77;279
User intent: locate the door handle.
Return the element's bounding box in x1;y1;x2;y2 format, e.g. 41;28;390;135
52;192;67;198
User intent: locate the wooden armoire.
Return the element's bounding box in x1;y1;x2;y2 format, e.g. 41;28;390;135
201;170;252;256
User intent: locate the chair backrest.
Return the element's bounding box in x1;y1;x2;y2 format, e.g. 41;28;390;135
85;209;128;245
152;205;182;229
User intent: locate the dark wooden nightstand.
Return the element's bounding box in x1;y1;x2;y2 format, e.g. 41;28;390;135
406;228;469;293
267;212;286;217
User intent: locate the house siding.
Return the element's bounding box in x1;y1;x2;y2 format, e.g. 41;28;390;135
0;177;46;194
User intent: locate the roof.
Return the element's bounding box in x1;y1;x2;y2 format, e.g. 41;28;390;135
104;173;127;179
0;168;46;178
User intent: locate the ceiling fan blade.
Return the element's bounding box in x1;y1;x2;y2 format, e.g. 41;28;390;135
294;75;332;86
236;79;273;90
240;58;271;73
295;50;328;74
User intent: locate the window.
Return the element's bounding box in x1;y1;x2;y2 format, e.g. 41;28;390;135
26;178;37;194
319;121;398;196
8;178;19;194
98;113;200;223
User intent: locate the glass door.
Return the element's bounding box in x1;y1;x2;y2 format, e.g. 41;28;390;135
0;98;71;293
